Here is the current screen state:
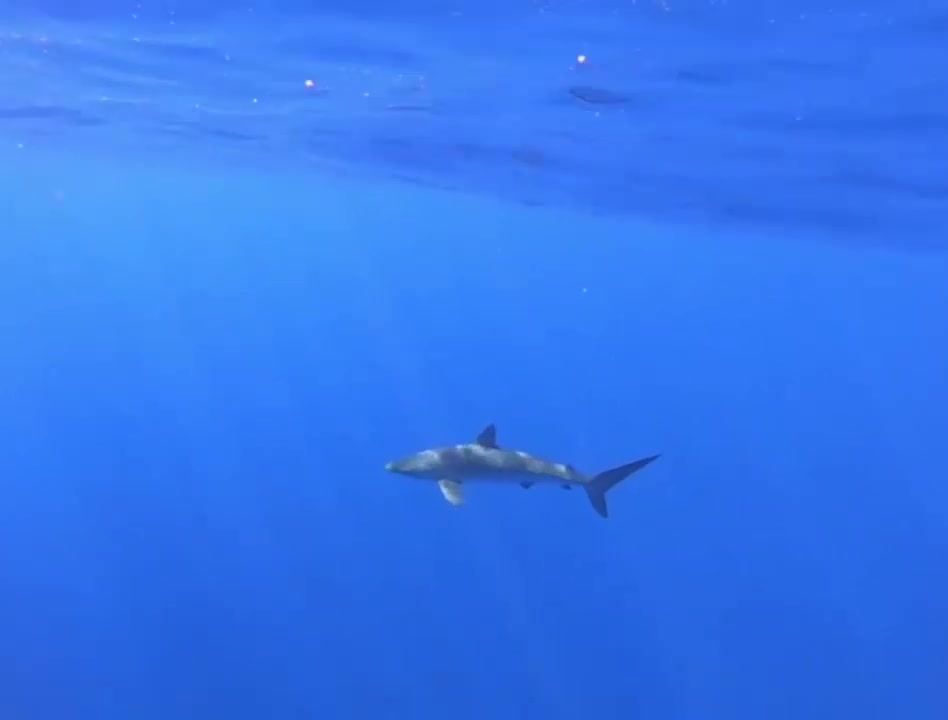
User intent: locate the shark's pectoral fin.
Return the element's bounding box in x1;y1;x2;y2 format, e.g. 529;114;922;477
438;479;465;507
520;481;535;489
562;484;572;490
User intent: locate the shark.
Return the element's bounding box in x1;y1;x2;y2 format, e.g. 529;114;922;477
384;423;660;518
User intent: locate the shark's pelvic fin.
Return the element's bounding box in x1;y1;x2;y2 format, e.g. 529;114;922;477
439;479;465;506
475;424;499;449
520;481;534;489
584;454;661;519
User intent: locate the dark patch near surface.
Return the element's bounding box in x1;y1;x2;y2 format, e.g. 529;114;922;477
674;68;729;86
157;121;260;142
828;166;948;202
510;147;547;168
385;104;434;113
568;86;631;105
190;126;261;142
759;56;841;77
736;109;948;141
19;39;170;80
275;36;422;66
368;136;458;172
0;105;104;126
131;39;227;63
893;8;948;38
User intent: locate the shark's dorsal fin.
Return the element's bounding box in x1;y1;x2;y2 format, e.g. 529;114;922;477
475;424;498;449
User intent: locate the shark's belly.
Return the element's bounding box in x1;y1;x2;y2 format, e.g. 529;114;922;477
459;468;563;485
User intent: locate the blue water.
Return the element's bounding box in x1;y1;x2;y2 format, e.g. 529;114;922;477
2;2;947;718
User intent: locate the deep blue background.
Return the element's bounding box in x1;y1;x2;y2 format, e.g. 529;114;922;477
2;2;947;718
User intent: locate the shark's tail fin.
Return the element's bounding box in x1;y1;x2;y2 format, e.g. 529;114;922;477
584;454;660;518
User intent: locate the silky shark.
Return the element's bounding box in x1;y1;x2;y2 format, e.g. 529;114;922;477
384;424;660;518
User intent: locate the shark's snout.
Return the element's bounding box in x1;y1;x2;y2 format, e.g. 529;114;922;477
385;457;413;474
384;451;440;479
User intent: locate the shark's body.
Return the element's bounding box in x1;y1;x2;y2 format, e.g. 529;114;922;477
385;424;660;518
